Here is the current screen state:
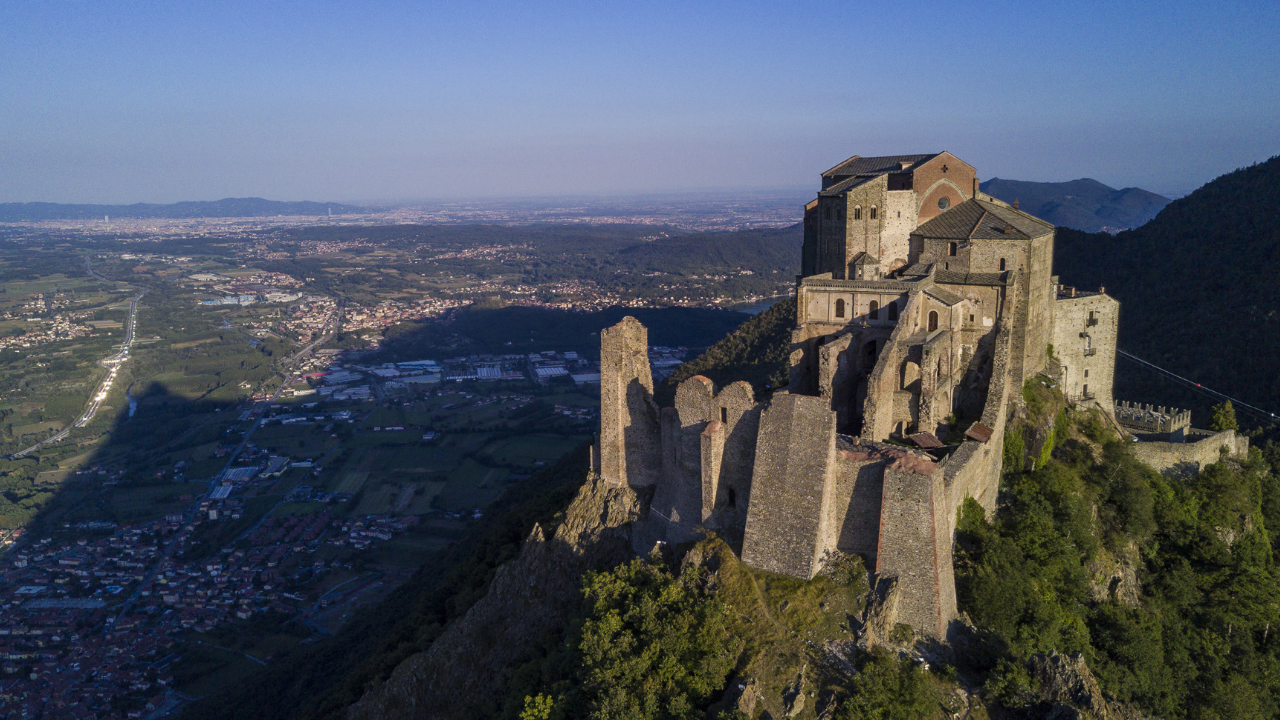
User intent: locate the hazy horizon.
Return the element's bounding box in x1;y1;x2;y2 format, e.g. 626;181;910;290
3;1;1276;204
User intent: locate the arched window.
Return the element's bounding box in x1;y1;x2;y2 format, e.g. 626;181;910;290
853;207;862;220
869;300;879;320
948;242;958;256
928;310;939;332
835;298;846;318
999;257;1006;271
888;302;899;321
870;206;878;220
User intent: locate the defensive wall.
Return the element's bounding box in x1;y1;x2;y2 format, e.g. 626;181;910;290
1132;428;1250;479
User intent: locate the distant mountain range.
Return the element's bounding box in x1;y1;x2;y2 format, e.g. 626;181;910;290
0;197;373;222
980;177;1169;233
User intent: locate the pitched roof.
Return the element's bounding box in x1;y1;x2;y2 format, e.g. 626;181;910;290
934;270;1008;286
925;285;964;306
912;198;1054;241
817;174;879;197
822;154;939;178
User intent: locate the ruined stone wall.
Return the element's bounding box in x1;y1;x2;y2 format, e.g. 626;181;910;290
648;375;763;546
1133;429;1250;479
819;332;855;429
862;292;923;441
598;317;661;487
940;310;1016;524
741;393;837;578
1051;292;1118;413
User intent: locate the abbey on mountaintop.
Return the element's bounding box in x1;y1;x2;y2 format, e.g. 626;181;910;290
590;152;1242;638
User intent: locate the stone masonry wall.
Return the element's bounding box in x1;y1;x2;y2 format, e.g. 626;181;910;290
599;317;661;487
741;393;837;578
829;451;886;559
941;309;1016;524
1133;429;1250;479
875;456;955;637
1051;292;1118;413
863;291;922;441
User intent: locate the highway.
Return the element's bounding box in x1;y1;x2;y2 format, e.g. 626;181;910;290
11;259;146;459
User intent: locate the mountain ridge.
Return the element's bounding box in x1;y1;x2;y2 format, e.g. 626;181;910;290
0;197;373;221
981;176;1169;232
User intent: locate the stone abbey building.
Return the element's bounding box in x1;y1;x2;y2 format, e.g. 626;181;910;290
591;153;1122;637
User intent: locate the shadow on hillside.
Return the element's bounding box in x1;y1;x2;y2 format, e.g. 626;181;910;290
375;304;750;361
8;383;243;538
1;375;598;720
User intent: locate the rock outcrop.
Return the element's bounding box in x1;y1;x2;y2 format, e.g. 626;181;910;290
347;476;643;720
1029;651;1152;720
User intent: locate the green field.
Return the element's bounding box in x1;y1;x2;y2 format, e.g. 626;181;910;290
108;482;209;524
269;502;327;517
478;434;584;468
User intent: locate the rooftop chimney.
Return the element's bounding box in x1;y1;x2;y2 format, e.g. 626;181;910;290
1013;198;1020;210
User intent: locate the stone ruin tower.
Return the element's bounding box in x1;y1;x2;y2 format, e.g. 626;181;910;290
592;153;1120;638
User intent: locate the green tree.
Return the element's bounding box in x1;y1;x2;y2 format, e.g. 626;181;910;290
836;649;935;720
576;557;736;720
1208;401;1238;432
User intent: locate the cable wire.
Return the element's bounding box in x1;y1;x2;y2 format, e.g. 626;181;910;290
1116;349;1278;420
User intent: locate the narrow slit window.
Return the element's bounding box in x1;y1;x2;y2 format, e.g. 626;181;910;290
720;407;727;424
949;242;958;256
870;206;878;220
854;207;862;221
999;257;1006;271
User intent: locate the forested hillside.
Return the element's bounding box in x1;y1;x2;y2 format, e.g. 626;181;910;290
1054;155;1280;428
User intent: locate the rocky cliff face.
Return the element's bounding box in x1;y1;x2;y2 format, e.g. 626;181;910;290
347;477;643;720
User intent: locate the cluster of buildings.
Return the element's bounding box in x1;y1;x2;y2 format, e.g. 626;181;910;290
0;486;420;717
337;298;468;346
191;271;305;307
0;313;96;352
272;296;339;343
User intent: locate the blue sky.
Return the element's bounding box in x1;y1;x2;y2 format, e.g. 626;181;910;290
2;0;1277;203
